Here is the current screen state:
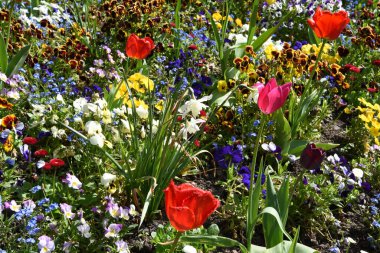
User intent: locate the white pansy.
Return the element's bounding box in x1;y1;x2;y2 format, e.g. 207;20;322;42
101;173;117;188
89;133;105;148
352;168;364;179
85;121;102;135
56;94;65;104
136;106;149;119
73;98;88;112
120;119;133;134
10;200;21;212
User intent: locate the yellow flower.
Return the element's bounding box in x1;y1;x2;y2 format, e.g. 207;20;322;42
4;134;13;152
212;12;222;22
235;18;242;27
301;44;312;55
128;73;154;93
264;43;276;60
217;80;228;93
112;81;129;104
216;22;222;29
358;110;374;123
344;107;352;114
266;0;276;4
126;98;148;109
155;99;164;111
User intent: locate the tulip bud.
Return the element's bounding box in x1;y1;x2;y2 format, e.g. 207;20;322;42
300;143;326;170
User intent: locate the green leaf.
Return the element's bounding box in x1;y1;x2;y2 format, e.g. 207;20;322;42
308;27;321;45
263;176;284;248
261;207;292;241
277;177;290;225
247;159;264;244
180;235;248;253
139;177;157;227
211;90;234;107
6;45;30;77
315;142;339;150
250;241;319;253
274;109;291;154
0;34;8;73
289;227;300;253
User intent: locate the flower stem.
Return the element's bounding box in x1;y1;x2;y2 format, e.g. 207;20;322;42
169;231;182;253
246;114;267;250
303;40;326;96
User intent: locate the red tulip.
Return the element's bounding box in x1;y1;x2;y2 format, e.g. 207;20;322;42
257;78;292;114
23;137;38;145
125;34;155;60
372;60;380;66
307;7;350;40
164;180;219;232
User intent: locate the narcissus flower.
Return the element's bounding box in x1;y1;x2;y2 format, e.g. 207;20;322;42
125;34;155;60
307;7;350;40
257;78;292;114
164;180;219;232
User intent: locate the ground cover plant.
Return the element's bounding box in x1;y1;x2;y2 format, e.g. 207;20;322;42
0;0;380;252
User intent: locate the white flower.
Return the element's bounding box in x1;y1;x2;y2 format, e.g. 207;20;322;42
180;118;205;140
10;200;21;212
352;168;364;179
120;119;133;134
73;97;88;112
77;222;91;238
85;121;102;135
129;204;138;216
56;94;65;104
183;245;197;253
101;173;117;188
179;95;212;118
136;106;149;119
89;133;105;148
0;72;7;82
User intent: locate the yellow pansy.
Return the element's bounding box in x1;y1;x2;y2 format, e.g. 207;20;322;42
216;22;222;29
126;98;148;109
235;18;242;27
217;80;228;93
266;0;276;4
155;99;164;111
358;110;374;122
264;43;276;60
4;134;13;152
128;73;154;93
212;12;222;22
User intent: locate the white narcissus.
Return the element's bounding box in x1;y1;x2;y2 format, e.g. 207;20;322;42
101;173;117;188
178;94;212;118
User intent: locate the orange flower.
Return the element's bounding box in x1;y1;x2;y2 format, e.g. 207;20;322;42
164;180;219;232
125;34;155;60
1;114;17;129
307;7;350;40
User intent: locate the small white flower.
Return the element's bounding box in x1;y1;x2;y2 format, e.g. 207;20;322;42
89;133;105;148
352;168;364;179
56;94;65;104
182;245;197;253
10;200;21;212
85;121;102;135
101;173;117;188
73;97;88;112
120;119;133;134
178;95;212;118
136;106;149;119
77;222;91;238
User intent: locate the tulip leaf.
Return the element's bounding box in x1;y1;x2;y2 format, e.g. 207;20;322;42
247;158;264;245
277;177;290;226
180;235;248;253
263;177;285;248
289;226;300;253
211;90;234;107
250;241;318;253
0;33;8;73
314;142;340;151
288;140;339;156
6;45;30;77
308;27;321;45
274;109;291;154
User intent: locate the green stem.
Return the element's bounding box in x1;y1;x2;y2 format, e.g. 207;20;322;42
169;231;182;253
4;0;15;52
246;114;267;251
303;40;326;97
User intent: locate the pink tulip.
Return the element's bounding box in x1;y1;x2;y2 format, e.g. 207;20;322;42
257;78;292;114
